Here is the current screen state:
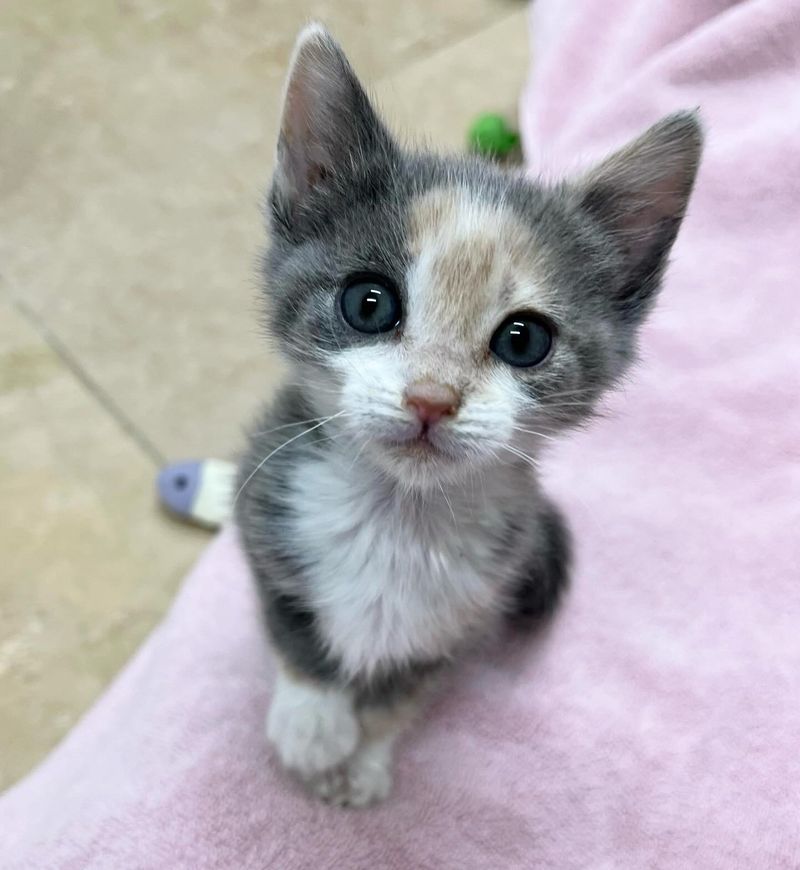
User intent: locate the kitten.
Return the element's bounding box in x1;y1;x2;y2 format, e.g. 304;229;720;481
236;24;702;807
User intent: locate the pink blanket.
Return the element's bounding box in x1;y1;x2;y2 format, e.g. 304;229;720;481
4;1;800;866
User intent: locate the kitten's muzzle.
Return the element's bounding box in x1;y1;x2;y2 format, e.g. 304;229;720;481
403;381;461;428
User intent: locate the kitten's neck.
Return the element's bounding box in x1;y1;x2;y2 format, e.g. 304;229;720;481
323;437;538;515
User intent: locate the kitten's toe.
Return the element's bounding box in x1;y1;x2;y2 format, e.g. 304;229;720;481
310;765;349;804
267;679;360;778
344;742;393;807
310;739;393;808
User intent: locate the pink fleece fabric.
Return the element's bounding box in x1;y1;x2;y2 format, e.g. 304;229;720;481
4;1;800;866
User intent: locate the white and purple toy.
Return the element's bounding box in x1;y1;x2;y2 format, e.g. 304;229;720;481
156;459;236;529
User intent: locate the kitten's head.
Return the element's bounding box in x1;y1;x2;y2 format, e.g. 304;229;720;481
263;25;702;489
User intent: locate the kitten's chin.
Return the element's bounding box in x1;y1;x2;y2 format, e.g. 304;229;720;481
365;438;476;490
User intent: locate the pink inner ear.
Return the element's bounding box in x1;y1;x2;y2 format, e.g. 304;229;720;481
275;33;327;193
273;25;390;213
580;113;702;267
629;170;688;221
612;169;689;260
275;32;354;204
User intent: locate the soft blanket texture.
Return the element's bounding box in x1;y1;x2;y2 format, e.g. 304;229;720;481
4;1;800;866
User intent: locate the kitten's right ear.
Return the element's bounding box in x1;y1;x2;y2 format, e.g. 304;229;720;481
273;24;390;219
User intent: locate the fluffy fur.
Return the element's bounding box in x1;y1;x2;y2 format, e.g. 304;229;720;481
235;24;702;806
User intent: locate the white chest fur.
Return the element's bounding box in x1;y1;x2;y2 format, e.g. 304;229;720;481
288;454;520;679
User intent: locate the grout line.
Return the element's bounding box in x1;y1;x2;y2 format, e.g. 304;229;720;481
376;6;525;82
3;285;165;466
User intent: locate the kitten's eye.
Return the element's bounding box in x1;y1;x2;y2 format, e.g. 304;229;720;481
340;276;401;334
490;313;553;368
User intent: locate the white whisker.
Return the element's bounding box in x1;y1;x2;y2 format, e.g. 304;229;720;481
438;481;457;525
511;426;558;442
500;443;541;472
234;410;349;506
251;415;332;436
348;437;370;473
540;388;597;401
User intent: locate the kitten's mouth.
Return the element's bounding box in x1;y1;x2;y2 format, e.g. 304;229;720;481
383;428;453;461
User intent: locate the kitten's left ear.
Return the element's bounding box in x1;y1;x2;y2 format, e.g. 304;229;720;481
273;24;391;221
574;112;703;322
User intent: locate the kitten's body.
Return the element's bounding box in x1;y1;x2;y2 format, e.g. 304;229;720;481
239;386;568;807
240;387;564;683
236;25;701;806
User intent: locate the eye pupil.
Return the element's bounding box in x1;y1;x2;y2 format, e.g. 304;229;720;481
341;277;400;335
490;314;553;368
509;323;528;355
360;290;380;319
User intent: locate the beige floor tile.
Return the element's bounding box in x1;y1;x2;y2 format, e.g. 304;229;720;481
0;0;521;462
374;9;530;151
0;296;206;789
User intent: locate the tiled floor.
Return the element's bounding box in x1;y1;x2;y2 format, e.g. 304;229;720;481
0;0;531;789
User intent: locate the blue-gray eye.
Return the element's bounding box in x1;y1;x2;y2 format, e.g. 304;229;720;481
340;276;401;334
490;313;553;367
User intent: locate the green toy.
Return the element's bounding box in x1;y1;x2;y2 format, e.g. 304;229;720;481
467;113;520;159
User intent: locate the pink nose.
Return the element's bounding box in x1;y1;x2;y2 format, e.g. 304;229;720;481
404;382;461;426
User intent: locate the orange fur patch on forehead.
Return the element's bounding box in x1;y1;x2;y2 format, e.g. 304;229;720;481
408;187;506;259
407;188;459;249
430;234;497;303
406;188;547;344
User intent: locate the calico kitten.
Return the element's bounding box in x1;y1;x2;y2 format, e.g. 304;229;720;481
236;24;702;806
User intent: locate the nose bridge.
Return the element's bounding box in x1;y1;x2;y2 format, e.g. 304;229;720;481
403;344;469;394
407;286;472;352
404;291;470;388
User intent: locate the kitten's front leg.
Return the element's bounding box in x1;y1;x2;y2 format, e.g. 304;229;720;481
308;684;428;807
266;667;360;780
267;662;431;807
267;667;397;807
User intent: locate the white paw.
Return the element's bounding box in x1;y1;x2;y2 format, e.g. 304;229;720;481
267;674;359;778
310;739;393;808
